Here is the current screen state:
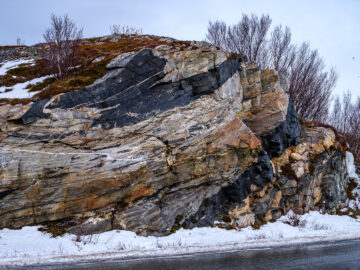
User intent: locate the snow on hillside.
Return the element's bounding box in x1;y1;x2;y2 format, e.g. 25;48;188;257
0;75;53;99
0;59;34;76
1;211;360;266
0;58;52;99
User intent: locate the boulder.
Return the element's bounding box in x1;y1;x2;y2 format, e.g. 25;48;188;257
0;42;351;235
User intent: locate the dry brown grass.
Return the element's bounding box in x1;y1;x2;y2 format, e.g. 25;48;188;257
0;98;31;105
0;60;50;88
300;119;348;149
0;45;26;50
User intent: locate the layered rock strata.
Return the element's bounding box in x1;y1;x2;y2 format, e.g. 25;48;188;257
0;42;351;235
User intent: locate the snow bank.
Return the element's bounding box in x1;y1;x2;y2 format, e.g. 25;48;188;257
1;211;360;266
346;151;359;180
0;75;53;99
346;151;360;210
0;59;34;76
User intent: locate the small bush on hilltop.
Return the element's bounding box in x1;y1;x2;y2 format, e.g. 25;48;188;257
110;24;143;36
43;14;83;79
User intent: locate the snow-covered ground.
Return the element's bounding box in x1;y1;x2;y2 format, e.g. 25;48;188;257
0;59;34;76
0;58;53;99
346;151;360;210
1;211;360;266
0;75;53;99
0;159;359;267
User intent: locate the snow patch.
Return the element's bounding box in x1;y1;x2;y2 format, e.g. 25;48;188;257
0;75;53;99
346;151;360;211
1;211;360;266
346;151;359;180
0;59;35;76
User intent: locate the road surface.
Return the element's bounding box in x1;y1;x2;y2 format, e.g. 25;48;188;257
3;239;360;270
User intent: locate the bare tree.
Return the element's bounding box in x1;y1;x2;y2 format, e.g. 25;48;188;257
287;43;337;122
331;95;342;129
351;97;360;160
341;91;353;132
206;20;227;49
110;25;142;36
43;14;83;79
268;26;295;76
329;91;360;160
207;14;271;66
206;14;337;122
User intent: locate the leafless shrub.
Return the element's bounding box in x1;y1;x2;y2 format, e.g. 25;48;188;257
206;21;227;49
312;223;330;230
110;24;143;36
288;43;337;122
43;14;83;79
82;233;99;245
207;14;271;66
71;220;99;245
284;208;307;227
286;210;301;227
206;14;337;122
246;231;267;240
329;91;360;160
74;225;83;242
71;224;99;252
268;26;295;76
156;239;164;249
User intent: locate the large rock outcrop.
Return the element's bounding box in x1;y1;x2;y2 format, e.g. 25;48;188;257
0;41;351;235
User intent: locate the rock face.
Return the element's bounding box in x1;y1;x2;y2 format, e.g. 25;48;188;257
0;41;351;235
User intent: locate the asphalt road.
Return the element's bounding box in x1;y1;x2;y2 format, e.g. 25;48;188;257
3;239;360;270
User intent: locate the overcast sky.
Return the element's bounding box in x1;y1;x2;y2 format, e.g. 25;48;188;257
1;0;359;99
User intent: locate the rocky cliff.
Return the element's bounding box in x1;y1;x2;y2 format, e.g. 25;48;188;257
0;39;352;236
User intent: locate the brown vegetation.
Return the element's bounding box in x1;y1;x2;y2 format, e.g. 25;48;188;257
0;98;31;105
300;119;348;149
0;60;50;87
33;37;190;100
0;36;191;105
0;45;26;50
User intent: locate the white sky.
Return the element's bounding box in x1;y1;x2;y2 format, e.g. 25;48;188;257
1;0;359;99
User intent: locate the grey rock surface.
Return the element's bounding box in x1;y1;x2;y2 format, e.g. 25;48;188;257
0;43;352;235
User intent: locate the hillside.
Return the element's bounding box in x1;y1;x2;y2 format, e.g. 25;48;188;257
0;35;190;104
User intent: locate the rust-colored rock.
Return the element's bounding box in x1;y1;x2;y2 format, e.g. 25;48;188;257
0;38;353;235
